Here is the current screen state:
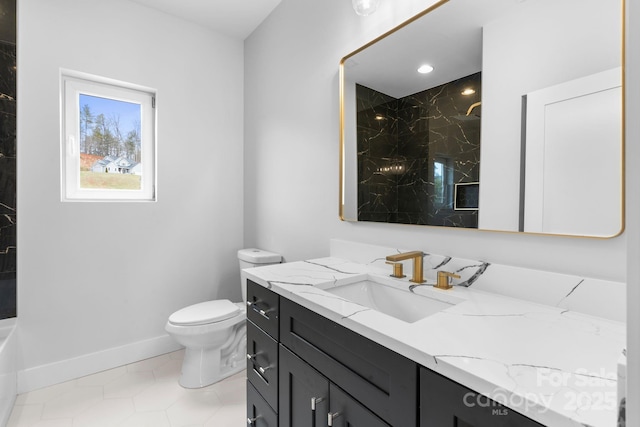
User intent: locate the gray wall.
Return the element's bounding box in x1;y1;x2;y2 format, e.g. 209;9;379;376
17;0;245;391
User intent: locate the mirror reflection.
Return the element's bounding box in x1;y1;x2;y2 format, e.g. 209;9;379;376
340;0;623;237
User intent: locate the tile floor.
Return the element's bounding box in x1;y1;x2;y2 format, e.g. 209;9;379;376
7;350;246;426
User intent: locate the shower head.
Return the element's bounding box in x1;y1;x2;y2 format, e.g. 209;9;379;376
466;101;481;116
453;101;481;121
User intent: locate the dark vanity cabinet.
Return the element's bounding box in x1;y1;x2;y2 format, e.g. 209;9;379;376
279;297;417;426
278;345;329;427
246;280;544;427
420;368;545;427
246;280;416;426
246;281;280;426
280;345;389;426
247;381;278;427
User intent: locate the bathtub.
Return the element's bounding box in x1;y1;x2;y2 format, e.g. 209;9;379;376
0;318;16;426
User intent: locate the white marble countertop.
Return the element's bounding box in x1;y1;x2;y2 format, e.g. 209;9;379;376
244;257;625;427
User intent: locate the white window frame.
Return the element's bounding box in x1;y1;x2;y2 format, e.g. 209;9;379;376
61;71;156;201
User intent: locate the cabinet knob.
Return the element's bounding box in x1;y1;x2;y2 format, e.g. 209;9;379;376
328;411;342;426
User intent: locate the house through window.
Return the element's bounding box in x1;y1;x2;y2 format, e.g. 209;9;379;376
61;72;156;201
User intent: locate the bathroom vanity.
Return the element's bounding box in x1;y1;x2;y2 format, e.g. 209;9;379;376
246;280;545;426
244;241;625;427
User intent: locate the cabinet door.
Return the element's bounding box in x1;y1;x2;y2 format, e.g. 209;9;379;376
279;345;329;427
420;368;544;427
328;383;390;427
247;381;278;427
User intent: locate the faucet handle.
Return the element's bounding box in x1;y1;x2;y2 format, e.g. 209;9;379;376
385;261;406;278
435;271;461;290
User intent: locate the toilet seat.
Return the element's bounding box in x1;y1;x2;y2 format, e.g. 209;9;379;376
168;300;241;326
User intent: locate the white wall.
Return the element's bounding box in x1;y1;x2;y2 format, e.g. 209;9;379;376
17;0;244;391
244;0;625;278
246;0;638;422
245;0;635;420
626;0;640;423
479;0;621;231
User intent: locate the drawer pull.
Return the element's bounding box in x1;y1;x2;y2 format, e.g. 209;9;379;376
247;301;272;320
328;411;342;426
311;396;325;411
247;353;271;375
258;365;271;375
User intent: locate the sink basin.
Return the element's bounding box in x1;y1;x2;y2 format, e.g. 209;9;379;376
324;278;460;323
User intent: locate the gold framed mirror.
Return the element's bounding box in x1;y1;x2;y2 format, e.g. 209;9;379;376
339;0;624;238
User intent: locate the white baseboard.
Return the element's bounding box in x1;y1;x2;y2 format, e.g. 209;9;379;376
17;334;182;394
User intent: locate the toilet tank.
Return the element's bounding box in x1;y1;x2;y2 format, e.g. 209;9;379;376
238;248;282;302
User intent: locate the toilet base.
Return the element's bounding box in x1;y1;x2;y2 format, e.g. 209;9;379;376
178;328;247;388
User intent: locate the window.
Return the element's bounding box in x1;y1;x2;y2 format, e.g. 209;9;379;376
61;71;156;201
433;156;454;208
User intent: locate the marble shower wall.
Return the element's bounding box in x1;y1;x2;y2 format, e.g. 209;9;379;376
357;73;481;227
0;0;16;319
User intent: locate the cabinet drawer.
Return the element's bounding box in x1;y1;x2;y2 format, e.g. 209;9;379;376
247;320;279;411
280;297;417;427
247;280;280;340
420;367;545;427
247;381;278;427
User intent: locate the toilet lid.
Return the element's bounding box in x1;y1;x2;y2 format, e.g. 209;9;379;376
169;300;241;326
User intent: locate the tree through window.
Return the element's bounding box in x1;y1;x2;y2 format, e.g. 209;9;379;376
61;72;156;201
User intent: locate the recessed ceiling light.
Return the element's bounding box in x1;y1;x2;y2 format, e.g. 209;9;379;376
417;64;434;74
461;88;476;95
352;0;382;16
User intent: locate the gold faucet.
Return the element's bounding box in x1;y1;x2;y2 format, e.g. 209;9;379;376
385;261;406;278
385;251;425;283
435;271;461;290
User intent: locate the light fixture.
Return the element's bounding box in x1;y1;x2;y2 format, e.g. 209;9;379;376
352;0;381;16
376;161;405;175
417;64;434;74
461;88;476;96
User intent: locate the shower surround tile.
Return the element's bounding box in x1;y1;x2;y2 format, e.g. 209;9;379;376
0;0;16;320
356;73;481;228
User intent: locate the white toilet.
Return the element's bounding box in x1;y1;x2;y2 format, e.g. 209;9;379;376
165;248;282;388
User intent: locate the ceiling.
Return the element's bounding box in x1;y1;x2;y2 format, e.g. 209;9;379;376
344;0;521;99
128;0;282;40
